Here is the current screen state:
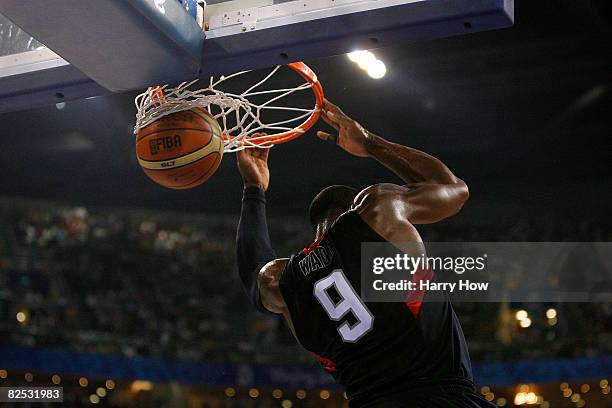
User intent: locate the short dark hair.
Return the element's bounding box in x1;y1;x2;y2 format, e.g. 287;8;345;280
309;185;358;229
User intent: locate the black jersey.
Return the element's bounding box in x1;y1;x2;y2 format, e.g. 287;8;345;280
279;211;491;407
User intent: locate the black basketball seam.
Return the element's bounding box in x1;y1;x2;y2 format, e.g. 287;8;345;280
173;153;221;189
136;127;216;142
137;136;215;162
142;149;220;172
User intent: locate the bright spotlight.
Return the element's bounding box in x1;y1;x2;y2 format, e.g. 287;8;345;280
519;317;532;328
16;312;27;323
347;51;376;70
347;51;362;62
514;392;526;406
515;310;528;321
347;50;374;64
366;60;387;79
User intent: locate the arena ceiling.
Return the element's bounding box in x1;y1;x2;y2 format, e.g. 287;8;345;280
0;0;610;221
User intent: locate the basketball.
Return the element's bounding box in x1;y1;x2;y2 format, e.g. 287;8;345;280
136;108;224;189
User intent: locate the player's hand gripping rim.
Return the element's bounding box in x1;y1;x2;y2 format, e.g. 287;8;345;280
316;99;371;158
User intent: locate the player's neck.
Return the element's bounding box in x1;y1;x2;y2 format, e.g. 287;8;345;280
314;217;334;240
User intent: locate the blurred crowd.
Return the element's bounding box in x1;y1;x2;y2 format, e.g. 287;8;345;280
0;196;610;365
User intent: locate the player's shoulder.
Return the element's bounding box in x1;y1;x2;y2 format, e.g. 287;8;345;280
351;183;420;242
352;183;409;214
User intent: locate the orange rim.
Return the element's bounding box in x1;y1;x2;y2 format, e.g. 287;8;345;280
226;61;324;146
151;86;166;107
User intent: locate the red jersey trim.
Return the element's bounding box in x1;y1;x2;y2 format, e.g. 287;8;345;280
303;236;324;255
404;267;434;318
308;351;337;373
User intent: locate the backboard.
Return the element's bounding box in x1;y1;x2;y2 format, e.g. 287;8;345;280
0;0;513;113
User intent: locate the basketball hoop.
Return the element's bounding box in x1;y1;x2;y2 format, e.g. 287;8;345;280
134;62;324;152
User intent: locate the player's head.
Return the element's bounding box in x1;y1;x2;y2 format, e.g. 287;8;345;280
309;185;358;232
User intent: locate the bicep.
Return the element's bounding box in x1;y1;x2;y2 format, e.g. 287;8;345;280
354;181;468;226
400;182;469;224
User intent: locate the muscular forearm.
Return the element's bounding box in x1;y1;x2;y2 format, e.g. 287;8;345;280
364;132;460;185
236;187;276;313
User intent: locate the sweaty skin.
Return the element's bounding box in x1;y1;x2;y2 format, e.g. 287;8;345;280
236;101;469;331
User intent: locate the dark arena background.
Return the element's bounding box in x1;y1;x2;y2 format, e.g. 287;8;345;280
1;0;611;407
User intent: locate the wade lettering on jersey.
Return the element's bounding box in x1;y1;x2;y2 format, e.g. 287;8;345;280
298;245;333;276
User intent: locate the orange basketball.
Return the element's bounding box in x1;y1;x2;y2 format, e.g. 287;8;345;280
136;108;224;189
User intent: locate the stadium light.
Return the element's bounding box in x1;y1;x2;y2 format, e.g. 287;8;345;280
514;392;526;405
515;310;528;321
131;380;153;392
347;50;375;66
347;50;388;79
525;392;537;404
366;60;387;79
16;311;27;323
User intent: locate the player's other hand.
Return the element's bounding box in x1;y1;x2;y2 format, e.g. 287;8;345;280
237;136;270;191
317;99;370;158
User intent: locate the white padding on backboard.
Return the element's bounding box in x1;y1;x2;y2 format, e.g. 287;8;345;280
258;2;296;22
207;0;384;30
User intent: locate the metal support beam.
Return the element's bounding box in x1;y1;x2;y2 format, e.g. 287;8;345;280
0;48;109;113
0;0;204;92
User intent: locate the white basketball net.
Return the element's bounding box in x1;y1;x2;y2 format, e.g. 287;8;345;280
134;65;318;152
